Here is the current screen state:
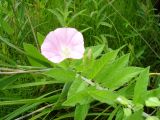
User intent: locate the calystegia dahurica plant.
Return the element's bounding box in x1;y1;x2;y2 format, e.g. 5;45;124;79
24;27;159;120
1;27;159;120
1;0;160;119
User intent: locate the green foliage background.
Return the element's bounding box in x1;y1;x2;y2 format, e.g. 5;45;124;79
0;0;160;119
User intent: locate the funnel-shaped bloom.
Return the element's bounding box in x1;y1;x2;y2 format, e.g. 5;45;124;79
41;28;85;63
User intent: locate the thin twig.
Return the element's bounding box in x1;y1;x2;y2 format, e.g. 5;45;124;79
150;73;160;76
15;104;53;120
80;75;95;86
0;68;50;74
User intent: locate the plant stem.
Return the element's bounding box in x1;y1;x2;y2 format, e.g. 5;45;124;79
0;68;50;74
15;104;53;120
150;73;160;76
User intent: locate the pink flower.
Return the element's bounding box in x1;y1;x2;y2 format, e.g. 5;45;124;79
41;28;85;63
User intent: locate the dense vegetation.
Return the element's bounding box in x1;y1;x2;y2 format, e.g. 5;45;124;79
0;0;160;119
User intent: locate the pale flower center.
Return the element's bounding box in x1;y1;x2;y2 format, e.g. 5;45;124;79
61;46;71;58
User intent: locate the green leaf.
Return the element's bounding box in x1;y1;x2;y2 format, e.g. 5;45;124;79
133;68;149;104
145;97;160;107
63;90;90;106
115;108;124;120
116;96;133;106
87;49;119;79
0;95;59;106
125;109;143;120
68;77;88;98
3;88;58;119
0;74;23;90
0;53;16;65
146;116;159;120
1;19;14;35
3;103;40;120
99;22;112;28
81;48;95;74
0;36;25;54
95;54;130;84
75;44;107;74
6;81;58;89
117;83;135;98
23;43;51;67
91;44;105;58
80;27;92;33
85;44;105;59
37;32;45;46
102;67;142;90
68;9;86;25
43;68;76;83
87;87;118;106
74;104;89;120
48;9;65;26
63;77;92;107
108;106;120;120
54;82;72;109
123;108;132;117
146;88;160;98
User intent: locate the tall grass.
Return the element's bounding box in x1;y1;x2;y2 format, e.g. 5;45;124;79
0;0;160;119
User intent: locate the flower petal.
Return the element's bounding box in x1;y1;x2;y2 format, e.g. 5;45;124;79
41;27;85;63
